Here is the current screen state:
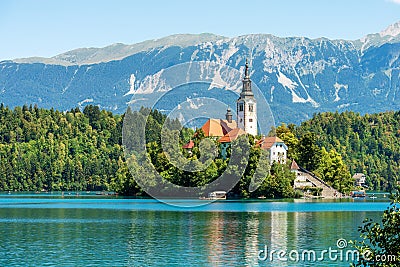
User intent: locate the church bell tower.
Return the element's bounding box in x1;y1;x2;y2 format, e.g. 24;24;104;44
237;59;257;136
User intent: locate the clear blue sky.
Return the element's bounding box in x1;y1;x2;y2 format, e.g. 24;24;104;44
1;0;400;60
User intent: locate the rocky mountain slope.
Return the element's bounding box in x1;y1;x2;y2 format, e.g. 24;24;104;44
1;22;400;124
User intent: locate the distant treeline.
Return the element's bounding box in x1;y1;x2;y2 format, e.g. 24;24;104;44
0;104;125;192
0;104;296;197
295;111;400;191
0;104;396;196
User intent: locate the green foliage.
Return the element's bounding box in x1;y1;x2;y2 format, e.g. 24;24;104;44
0;104;128;193
5;103;393;197
232;140;262;198
277;122;353;193
314;147;353;193
351;189;400;267
250;161;296;199
297;111;400;190
276;123;299;160
297;132;321;171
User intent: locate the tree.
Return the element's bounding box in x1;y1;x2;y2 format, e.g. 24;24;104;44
83;105;101;130
314;147;353;193
256;162;295;198
351;189;400;267
276;123;299;160
297;132;321;171
297;111;400;191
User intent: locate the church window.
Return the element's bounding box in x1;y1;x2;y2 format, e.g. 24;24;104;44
249;104;253;112
239;104;244;111
249;119;253;122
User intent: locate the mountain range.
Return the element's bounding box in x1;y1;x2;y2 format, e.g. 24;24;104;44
1;22;400;124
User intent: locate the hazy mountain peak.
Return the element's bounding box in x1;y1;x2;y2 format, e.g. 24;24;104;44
357;21;400;51
2;21;400;124
14;33;226;66
379;21;400;37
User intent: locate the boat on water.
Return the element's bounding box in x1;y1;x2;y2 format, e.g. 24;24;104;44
200;191;227;200
351;190;366;198
96;191;118;196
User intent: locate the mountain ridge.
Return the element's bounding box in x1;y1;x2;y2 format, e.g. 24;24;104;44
11;33;226;66
8;21;400;66
1;21;400;124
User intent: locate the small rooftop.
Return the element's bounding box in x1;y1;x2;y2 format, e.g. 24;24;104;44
257;136;285;150
201;118;237;137
218;128;246;143
182;140;194;149
352;173;366;179
290;160;300;170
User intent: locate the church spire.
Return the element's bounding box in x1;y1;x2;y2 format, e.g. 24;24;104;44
244;58;250;79
237;59;257;136
241;58;253;96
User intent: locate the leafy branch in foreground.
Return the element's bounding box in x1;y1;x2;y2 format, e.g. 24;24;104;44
351;189;400;267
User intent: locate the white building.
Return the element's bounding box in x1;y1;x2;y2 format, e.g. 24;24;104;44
352;173;366;187
257;136;288;164
291;160;313;188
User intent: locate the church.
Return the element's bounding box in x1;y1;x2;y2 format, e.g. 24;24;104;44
185;60;287;164
200;60;257;138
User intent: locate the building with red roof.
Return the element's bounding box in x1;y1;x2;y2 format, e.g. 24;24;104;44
218;128;246;159
182;140;194;149
257;136;288;164
201;117;237;138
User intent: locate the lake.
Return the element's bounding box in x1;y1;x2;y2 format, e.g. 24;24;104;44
0;194;390;266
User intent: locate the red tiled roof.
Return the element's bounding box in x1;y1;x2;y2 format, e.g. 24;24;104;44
218;128;246;143
182;140;194;149
290;160;300;170
201;119;237;137
257;136;284;150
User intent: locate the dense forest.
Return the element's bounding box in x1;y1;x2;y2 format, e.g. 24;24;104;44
272;111;400;192
295;111;400;191
0;104;298;197
0;104;124;192
0;104;396;197
274;124;353;193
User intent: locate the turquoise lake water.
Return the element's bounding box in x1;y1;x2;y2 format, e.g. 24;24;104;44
0;194;390;266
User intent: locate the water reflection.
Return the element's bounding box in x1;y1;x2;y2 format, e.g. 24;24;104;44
207;212;224;266
244;214;259;266
0;204;384;267
123;211;377;266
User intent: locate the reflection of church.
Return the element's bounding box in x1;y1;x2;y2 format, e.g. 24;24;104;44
185;60;287;164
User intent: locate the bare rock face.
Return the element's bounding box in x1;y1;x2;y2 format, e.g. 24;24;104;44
1;22;400;124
